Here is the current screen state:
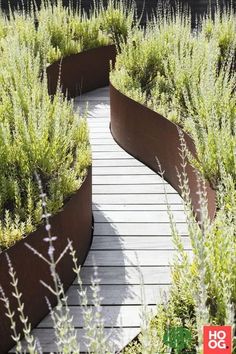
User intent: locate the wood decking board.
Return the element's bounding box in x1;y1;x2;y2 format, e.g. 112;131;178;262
76;266;172;285
93;184;177;193
16;328;141;353
93;159;146;167
90;236;191;250
92;166;157;175
92;204;185;211
13;87;188;353
93;194;185;204
93;210;187;222
38;305;157;328
65;284;171;306
84;250;192;267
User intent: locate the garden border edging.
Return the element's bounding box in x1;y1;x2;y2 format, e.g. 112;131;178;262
109;83;217;222
47;45;117;97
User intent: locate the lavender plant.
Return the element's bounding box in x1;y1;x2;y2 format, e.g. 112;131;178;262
0;176;114;353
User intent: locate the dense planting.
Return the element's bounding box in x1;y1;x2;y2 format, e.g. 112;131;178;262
0;1;235;353
111;6;236;354
0;37;91;250
0;0;136;65
111;7;236;190
0;0;135;250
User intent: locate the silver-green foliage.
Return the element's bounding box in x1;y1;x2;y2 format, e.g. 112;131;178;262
0;0;136;65
0;187;114;353
0;36;91;250
111;7;236;189
0;0;137;249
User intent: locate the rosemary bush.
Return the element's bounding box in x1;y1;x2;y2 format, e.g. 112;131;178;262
0;0;136;66
0;0;136;250
110;6;236;351
0;2;234;353
37;0;136;63
36;1;109;64
0;36;91;250
111;6;236;189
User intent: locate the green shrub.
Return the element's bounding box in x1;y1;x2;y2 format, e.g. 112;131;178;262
201;5;236;62
0;0;136;66
0;0;135;250
98;0;137;47
111;6;236;352
0;36;91;250
111;7;236;190
37;1;109;64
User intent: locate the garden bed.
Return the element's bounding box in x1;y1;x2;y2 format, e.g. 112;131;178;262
0;167;92;353
0;44;117;353
110;84;217;221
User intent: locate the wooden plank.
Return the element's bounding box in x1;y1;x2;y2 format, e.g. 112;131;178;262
81;101;109;107
93;159;144;167
76;266;172;285
13;328;140;353
93;183;176;193
93;194;183;205
91;145;124;152
84;250;191;267
94;222;188;236
90;138;116;145
92;204;185;211
87;122;109;128
78;100;110;107
66;284;170;305
93;210;186;223
89;132;112;138
91;236;191;250
75;87;109;99
92;152;134;160
92;175;170;184
76;99;110;105
93;166;156;175
87;118;109;125
80;108;110;119
39;305;157;328
89;127;111;132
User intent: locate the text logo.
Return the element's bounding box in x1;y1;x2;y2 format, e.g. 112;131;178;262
203;326;232;354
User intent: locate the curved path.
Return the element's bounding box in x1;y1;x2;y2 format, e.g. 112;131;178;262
12;87;189;353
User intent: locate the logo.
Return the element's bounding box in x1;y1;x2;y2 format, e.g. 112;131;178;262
163;327;192;352
203;326;232;354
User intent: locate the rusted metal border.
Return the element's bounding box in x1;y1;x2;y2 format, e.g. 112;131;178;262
110;83;216;221
0;167;92;353
47;45;117;98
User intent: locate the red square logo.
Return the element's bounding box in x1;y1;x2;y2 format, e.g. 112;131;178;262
204;326;232;354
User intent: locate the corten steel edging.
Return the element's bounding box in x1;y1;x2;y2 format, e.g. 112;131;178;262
47;45;117;97
110;84;217;221
0;167;93;354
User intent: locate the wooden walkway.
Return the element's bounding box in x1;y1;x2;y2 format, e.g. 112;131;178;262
13;87;189;353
